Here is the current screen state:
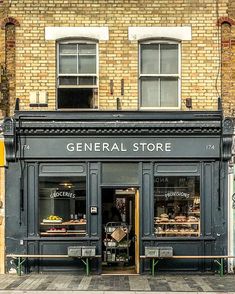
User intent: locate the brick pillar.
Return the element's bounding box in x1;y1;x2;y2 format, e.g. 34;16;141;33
221;22;233;116
5;23;16;116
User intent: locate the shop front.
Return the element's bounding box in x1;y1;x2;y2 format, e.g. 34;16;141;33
3;111;233;274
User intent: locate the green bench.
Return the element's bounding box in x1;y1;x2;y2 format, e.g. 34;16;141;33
6;254;101;276
140;255;235;277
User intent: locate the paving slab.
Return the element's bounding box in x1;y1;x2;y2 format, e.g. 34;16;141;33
0;273;235;292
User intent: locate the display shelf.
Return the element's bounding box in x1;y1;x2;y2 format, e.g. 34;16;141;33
40;219;86;236
154;220;200;236
155;222;199;225
156;232;199;235
40;222;86;226
103;222;130;264
40;232;86;236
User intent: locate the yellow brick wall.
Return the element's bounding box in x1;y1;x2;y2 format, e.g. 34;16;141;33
0;0;227;113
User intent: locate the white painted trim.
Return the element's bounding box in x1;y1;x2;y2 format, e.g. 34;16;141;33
128;27;192;41
45;27;109;41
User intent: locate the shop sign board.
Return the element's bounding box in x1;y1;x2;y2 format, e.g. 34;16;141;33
18;137;220;159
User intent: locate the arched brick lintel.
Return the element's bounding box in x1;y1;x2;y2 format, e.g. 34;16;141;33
1;17;20;30
217;17;235;26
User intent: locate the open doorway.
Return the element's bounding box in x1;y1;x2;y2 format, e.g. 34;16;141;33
101;187;139;275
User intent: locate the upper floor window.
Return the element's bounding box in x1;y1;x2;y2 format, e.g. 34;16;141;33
57;40;98;109
139;41;180;109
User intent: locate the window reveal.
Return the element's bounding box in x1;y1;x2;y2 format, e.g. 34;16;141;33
39;176;86;236
154;176;200;237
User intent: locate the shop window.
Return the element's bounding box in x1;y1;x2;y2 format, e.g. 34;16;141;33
139;41;180;109
154;176;200;237
39;176;86;236
57;41;98;109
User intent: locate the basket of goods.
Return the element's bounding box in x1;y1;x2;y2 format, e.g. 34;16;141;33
43;215;63;223
103;238;117;247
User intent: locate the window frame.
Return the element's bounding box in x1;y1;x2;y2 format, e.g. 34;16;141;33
138;40;181;110
56;39;99;110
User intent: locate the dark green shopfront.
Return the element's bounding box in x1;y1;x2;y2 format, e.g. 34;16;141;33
3;110;233;274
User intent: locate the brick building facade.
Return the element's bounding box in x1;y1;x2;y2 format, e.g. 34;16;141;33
0;0;229;115
0;0;234;274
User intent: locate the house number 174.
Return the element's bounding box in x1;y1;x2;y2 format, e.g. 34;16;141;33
206;145;215;150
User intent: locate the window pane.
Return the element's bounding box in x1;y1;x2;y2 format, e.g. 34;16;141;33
78;44;96;54
141;78;160;107
154;176;200;237
160;44;178;74
79;55;96;74
102;163;139;185
59;44;77;54
59;77;77;85
39;176;87;236
161;78;178;107
141;44;159;74
59;55;77;74
79;77;97;85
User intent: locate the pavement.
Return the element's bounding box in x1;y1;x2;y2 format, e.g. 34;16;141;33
0;273;235;293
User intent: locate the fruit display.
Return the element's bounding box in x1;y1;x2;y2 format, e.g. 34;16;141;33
43;215;63;223
47;215;62;221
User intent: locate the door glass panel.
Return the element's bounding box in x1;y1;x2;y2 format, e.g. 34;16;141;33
154;176;200;237
39;176;86;236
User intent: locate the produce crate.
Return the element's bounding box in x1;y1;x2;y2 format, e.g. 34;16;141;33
82;246;96;257
68;246;82;257
158;247;173;257
145;246;159;257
